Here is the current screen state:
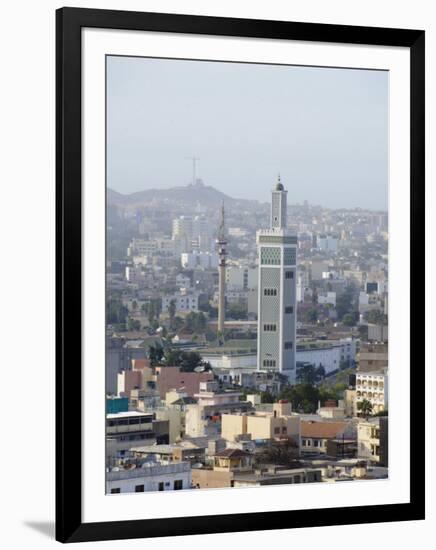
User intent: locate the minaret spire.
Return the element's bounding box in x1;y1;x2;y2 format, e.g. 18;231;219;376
271;174;287;229
217;201;227;340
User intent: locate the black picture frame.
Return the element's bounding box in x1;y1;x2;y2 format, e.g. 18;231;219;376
56;7;425;543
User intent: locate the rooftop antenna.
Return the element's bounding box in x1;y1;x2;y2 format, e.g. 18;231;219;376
186;156;200;185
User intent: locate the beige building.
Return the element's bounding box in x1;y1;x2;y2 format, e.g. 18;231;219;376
154;406;183;444
356;371;388;414
357;418;381;463
344;389;357;417
301;420;354;454
192;448;254;489
221;401;300;445
358;343;388;372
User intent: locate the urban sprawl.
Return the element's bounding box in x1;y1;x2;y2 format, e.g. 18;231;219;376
106;177;388;494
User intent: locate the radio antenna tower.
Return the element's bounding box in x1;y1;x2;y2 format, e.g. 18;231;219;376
186;156;200;185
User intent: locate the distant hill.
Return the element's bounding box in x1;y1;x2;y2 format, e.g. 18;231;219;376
107;181;263;212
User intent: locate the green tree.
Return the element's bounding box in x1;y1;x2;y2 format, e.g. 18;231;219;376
343;311;359;326
106;298;128;326
364;310;386;325
163;348;208;372
279;384;320;413
357;398;373;418
127;318;141;331
336;286;356;320
185;311;207;333
226;302;248;320
168;299;176;329
148;344;164;366
307;308;318;323
296;363;325;385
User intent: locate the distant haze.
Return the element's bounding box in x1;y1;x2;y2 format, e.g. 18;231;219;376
107;56;388;210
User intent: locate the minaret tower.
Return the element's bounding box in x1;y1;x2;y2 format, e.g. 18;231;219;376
257;175;297;382
217;202;227;338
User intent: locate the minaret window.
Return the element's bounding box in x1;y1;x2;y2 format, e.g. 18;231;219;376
261;247;281;265
264;288;278;296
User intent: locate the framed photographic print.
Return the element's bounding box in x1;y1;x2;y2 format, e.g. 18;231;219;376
56;7;425;543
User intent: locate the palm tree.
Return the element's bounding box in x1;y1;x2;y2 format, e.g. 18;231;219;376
358;399;373;418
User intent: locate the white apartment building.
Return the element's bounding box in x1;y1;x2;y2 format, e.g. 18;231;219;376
176;273;192;289
181;251;218;270
318;291;336;306
127;238;158;257
106;461;191;494
161;290;199;313
225;266;258;291
356;371;388;413
125;265;144;284
172;214;212;254
317;234;338;253
297;338;356;373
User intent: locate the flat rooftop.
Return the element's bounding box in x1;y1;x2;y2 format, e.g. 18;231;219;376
106;411;153;419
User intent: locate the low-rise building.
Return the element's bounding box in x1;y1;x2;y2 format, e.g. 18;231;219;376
131;441;206;465
301;420;355;454
185;383;253;438
106;411;160;456
232;467;322;487
154;366;214;399
221;401;300;446
106;461;191;494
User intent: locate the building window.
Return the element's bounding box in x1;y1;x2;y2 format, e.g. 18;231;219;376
264;288;278;296
285;306;293;314
282;427;287;434
110;488;121;494
263;359;276;367
274;427;280;434
283;248;296;265
135;485;144;492
285;270;294;279
284;341;293;350
261;247;281;265
174;480;183;490
263;323;277;332
158;482;164;491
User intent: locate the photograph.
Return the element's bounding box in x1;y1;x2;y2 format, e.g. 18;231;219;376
105;55;389;495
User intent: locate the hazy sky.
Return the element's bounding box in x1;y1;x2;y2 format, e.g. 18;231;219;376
107;56;388;210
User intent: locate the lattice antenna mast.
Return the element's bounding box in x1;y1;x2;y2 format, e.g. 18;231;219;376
217;201;227;338
219;201;226;241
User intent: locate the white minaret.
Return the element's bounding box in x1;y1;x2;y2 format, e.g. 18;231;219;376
217;202;227;339
257;176;297;382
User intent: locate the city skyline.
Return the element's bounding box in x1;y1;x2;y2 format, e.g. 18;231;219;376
107;56;388;210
